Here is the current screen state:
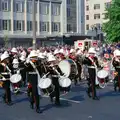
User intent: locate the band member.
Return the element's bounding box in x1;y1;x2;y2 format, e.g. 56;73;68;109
25;50;42;113
0;52;13;105
47;54;62;106
83;47;100;100
112;50;120;91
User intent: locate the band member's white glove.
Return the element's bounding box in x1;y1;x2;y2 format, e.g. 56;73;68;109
17;70;20;74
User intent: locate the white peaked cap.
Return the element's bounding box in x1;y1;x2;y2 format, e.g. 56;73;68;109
70;49;75;53
38;52;45;59
36;50;40;54
11;47;18;53
48;54;56;62
13;58;19;64
59;49;64;54
115;50;120;56
88;47;96;54
29;50;38;58
19;55;26;61
1;53;9;61
54;49;59;55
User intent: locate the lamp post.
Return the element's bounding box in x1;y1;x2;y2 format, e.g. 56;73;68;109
32;0;36;49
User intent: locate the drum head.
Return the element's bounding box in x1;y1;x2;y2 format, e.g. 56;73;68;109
38;78;51;89
59;77;71;87
58;60;71;77
97;69;108;79
10;74;22;83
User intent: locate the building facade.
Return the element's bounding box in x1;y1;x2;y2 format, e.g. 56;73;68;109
0;0;85;47
85;0;112;37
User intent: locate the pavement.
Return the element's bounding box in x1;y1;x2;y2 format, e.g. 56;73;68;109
0;82;120;120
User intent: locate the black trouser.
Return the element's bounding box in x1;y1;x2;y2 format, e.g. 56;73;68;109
114;71;120;90
28;74;40;109
50;77;60;103
3;80;11;103
88;68;97;98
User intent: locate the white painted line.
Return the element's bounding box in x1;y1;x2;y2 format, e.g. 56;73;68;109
60;98;81;104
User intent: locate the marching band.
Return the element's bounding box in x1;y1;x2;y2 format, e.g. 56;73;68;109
0;46;120;113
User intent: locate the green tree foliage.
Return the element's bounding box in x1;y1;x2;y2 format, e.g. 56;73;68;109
102;0;120;43
4;35;9;48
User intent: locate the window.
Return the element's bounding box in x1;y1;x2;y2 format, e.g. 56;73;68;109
16;21;22;30
52;4;60;16
2;20;11;30
67;8;71;17
105;2;111;9
86;15;89;20
27;21;32;31
67;24;72;32
86;24;89;30
2;20;7;30
67;0;73;4
94;14;100;19
94;4;100;10
86;6;89;11
40;22;49;32
27;2;32;13
52;22;60;32
16;2;22;12
40;3;49;15
2;0;8;11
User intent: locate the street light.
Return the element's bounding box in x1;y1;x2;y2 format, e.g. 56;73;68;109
32;0;36;49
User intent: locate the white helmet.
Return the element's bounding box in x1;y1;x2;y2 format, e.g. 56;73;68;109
29;50;37;58
1;53;9;61
54;49;59;55
59;49;64;54
114;49;119;57
13;58;19;64
11;47;18;53
70;49;75;53
38;53;45;59
88;47;96;54
4;51;9;55
115;50;120;56
19;55;26;61
48;55;56;62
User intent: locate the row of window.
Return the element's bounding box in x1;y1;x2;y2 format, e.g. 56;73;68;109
1;0;61;16
86;23;101;31
86;14;100;20
86;2;111;11
0;20;61;32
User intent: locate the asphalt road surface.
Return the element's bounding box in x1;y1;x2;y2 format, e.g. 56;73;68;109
0;82;120;120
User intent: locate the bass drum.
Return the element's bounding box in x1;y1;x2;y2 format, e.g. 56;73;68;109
58;59;78;78
97;69;109;88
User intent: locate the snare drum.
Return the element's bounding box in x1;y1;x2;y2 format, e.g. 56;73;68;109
10;74;22;83
58;59;78;78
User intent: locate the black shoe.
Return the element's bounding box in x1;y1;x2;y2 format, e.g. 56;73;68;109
36;108;42;113
92;96;100;100
86;90;91;98
55;102;61;106
7;102;13;106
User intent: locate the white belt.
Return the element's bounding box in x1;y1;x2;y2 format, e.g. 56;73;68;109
28;72;37;74
88;66;95;69
52;75;58;77
1;72;10;75
116;66;120;68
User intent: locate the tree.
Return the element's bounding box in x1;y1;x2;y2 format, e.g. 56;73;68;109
4;35;9;48
102;0;120;43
